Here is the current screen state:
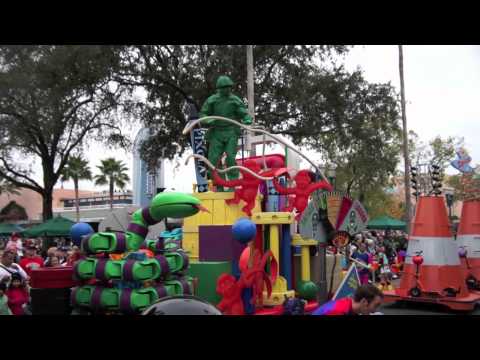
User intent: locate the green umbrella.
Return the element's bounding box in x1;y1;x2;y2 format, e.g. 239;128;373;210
0;223;24;236
21;216;75;238
367;215;406;231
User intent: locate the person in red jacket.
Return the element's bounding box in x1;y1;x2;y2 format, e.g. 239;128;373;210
6;273;29;315
312;284;384;316
19;241;44;277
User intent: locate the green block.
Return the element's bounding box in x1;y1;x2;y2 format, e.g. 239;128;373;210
186;261;231;305
73;285;95;307
130;288;159;312
101;288;122;309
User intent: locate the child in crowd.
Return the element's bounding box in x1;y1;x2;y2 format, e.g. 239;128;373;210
6;233;23;260
352;243;371;285
0;283;12;315
6;273;29;315
376;247;393;291
46;256;61;268
44;247;57;267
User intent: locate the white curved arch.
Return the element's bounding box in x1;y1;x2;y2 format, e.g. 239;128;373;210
182;116;328;183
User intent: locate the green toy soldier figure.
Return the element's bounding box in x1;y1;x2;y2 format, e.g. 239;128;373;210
199;75;252;191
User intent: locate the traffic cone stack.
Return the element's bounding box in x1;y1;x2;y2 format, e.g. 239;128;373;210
457;200;480;288
383;196;480;311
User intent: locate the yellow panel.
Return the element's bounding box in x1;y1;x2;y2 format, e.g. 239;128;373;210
213;199;226;225
183;225;199;233
252;212;294;225
186;192;263;226
183;233;199;260
224;195;263;224
193;191;234;201
183;209;199;228
262;276;295;306
199;199;213;225
269;225;280;267
291;234;318;247
253;195;262;213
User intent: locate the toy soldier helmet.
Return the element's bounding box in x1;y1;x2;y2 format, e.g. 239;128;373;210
141;295;222;315
216;75;234;89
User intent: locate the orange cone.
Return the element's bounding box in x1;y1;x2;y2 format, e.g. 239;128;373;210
457;200;480;286
383;196;480;311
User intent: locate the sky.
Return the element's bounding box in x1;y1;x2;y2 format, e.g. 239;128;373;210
44;45;480;193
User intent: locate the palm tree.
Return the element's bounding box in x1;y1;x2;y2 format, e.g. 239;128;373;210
94;158;130;210
60;155;93;222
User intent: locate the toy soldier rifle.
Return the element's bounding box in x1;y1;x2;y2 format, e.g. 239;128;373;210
185;101;209;193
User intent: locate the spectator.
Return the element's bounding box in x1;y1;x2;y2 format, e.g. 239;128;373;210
46;256;61;268
312;284;384;315
19;240;44;276
6;232;23;260
0;250;28;284
376;246;393;290
55;246;68;265
366;238;376;256
6;273;29;315
0;283;12;315
44;247;58;267
66;246;85;266
352;243;371;285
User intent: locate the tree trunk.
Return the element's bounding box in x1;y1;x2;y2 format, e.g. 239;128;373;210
42;161;56;221
42;190;54;221
74;178;80;223
109;178;114;210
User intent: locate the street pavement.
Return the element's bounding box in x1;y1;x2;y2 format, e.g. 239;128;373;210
379;300;480;315
377;279;480;315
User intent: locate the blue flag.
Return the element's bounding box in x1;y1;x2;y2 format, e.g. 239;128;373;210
333;264;361;300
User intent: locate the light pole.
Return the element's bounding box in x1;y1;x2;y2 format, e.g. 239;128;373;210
246;45;255;156
318;165;336;304
445;188;454;226
399;45;412;234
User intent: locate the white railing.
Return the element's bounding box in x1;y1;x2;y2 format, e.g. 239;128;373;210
52;203;134;212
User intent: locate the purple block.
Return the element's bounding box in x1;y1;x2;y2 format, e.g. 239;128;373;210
199;225;246;262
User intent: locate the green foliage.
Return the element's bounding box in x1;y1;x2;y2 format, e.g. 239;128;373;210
445;174;464;202
408;130;463;170
94;158;130;208
115;45;354;162
116;45;402;201
60;155;92;185
0;45;129;219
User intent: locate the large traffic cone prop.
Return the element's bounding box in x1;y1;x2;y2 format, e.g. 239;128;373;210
383;196;480;310
398;196;469;297
457;200;480;282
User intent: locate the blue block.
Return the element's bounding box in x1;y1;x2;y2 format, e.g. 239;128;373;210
242;287;255;314
281;224;293;289
232;260;241;278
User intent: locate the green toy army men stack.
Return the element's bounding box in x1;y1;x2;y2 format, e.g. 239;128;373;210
200;75;252;191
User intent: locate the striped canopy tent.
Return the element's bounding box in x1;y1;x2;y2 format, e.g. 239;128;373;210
367;215;406;231
21;216;75;238
0;223;24;236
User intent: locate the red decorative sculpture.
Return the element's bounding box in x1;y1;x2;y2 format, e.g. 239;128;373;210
216;249;275;315
273;170;333;221
213;160;274;217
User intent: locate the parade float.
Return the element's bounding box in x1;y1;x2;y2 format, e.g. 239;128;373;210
31;75;371;315
382;155;480;311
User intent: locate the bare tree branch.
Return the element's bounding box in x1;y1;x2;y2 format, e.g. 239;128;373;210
0;157;42;190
